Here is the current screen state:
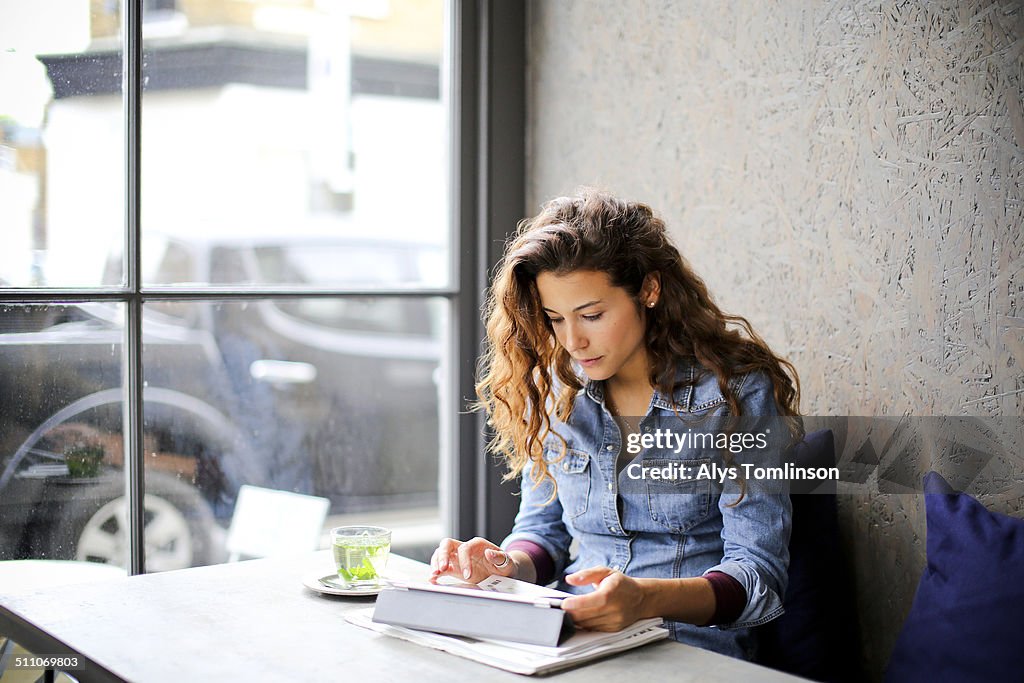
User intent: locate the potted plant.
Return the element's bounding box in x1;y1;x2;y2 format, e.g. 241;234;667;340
64;442;105;478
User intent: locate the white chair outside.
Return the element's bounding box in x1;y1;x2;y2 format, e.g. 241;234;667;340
225;485;330;562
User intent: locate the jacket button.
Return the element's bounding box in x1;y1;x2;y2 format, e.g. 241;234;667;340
606;445;614;452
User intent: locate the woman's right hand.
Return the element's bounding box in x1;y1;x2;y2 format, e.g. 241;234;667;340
429;537;517;583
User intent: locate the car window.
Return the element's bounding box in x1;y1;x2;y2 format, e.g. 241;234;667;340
148;240;200;323
250;243;438;334
275;297;431;335
153;241;194;285
252;244;428;287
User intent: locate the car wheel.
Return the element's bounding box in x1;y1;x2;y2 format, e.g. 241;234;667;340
50;471;220;571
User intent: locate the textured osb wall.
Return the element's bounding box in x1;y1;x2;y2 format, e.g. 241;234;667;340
526;1;1023;679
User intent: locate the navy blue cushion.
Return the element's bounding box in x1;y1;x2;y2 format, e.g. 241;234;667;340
884;471;1024;682
757;429;861;682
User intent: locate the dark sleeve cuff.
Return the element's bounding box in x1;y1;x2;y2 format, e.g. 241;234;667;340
504;540;555;586
703;571;747;625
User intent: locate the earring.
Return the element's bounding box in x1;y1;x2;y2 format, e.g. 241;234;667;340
647;301;655;308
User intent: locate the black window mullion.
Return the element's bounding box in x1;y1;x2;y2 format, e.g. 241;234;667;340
476;0;526;541
0;289;457;304
450;0;526;541
123;0;146;576
451;0;482;541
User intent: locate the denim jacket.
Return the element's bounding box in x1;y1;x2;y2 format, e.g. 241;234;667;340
501;361;792;660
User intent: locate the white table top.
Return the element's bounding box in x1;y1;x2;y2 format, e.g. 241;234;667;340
0;560;127;592
0;551;806;682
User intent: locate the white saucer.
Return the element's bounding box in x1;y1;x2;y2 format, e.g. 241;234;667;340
302;571;388;596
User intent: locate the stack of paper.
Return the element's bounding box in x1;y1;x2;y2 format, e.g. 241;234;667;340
345;607;668;675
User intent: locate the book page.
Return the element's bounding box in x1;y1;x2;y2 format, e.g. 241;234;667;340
388;574;570;606
473;574;572;599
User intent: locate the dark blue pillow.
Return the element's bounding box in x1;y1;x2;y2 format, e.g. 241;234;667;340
757;429;862;682
884;471;1024;682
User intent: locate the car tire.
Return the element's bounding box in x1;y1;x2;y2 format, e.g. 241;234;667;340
48;471;221;571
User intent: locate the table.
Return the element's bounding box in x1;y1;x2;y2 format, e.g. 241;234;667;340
0;552;806;682
0;561;126;592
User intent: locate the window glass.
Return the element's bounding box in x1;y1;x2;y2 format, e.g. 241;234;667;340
139;0;449;289
0;0;450;574
143;298;445;568
0;303;126;568
0;2;124;288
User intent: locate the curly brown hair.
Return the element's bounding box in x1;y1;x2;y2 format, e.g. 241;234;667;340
475;188;801;492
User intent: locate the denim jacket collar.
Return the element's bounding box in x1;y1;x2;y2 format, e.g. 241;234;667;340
582;360;700;412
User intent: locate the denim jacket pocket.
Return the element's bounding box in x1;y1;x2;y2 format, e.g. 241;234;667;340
644;458;712;533
549;448;591;520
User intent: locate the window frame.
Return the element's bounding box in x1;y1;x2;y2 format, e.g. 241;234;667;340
452;0;527;542
0;0;525;573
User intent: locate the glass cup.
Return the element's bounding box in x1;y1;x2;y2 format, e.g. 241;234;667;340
331;526;391;587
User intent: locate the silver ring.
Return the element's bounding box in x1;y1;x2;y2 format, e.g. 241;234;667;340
492;552;510;569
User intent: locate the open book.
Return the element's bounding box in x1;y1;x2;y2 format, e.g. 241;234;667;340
345;575;668;674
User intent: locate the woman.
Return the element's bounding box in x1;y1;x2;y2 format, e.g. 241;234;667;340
431;189;801;660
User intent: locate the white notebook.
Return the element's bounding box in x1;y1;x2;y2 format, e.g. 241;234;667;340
347;597;668;675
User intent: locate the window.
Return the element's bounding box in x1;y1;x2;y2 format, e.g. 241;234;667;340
0;0;461;573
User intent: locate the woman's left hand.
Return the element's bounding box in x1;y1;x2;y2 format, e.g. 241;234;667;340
560;567;649;631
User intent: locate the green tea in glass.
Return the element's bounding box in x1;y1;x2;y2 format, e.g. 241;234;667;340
331;526;391;587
